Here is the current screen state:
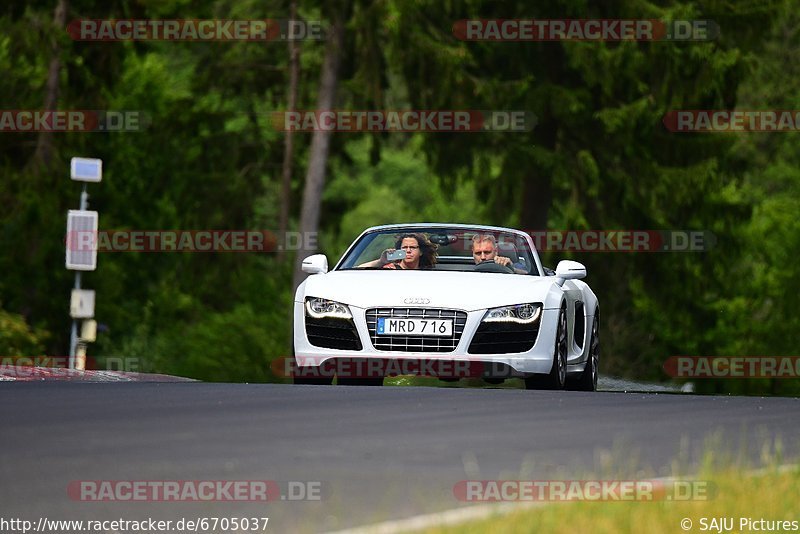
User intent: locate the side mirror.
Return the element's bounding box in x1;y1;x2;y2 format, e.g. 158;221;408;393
301;254;328;275
554;260;586;286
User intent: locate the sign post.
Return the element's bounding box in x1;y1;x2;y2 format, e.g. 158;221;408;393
66;157;102;369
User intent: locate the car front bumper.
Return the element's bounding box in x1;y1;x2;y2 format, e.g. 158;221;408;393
292;301;560;378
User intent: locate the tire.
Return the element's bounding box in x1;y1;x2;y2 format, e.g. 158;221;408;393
567;310;599;392
291;346;333;385
292;368;333;386
337;377;384;386
294;374;333;385
524;305;567;390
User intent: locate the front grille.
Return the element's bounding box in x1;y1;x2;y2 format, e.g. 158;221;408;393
305;317;362;351
467;321;540;354
366;308;468;352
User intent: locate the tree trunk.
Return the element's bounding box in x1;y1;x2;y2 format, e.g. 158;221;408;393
291;17;345;290
520;116;557;232
520;170;552;232
278;0;300;261
32;0;68;172
520;47;564;233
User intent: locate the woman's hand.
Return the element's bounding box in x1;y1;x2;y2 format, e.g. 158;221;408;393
378;248;396;266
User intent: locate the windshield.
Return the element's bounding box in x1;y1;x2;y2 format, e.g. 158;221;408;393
336;228;538;275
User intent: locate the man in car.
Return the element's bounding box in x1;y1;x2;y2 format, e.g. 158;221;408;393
471;234;513;266
472;234;528;273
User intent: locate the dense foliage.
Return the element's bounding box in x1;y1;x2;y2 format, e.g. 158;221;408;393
1;0;798;394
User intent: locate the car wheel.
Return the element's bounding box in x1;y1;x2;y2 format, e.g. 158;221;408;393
567;310;599;391
524;305;567;390
291;347;333;385
337;377;384;386
293;373;334;385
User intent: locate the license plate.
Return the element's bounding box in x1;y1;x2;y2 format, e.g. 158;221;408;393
377;317;453;336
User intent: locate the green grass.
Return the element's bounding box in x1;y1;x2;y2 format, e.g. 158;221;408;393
423;465;800;533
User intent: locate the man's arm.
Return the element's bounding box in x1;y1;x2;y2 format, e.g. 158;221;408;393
494;255;527;274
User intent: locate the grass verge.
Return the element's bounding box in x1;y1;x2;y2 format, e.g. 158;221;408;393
423;465;799;534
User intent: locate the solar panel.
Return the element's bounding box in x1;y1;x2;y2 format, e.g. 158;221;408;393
70;157;103;182
66;210;99;271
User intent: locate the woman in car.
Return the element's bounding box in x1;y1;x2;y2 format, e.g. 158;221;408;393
359;233;438;270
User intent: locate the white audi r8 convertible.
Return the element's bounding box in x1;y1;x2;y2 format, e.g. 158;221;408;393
292;224;599;390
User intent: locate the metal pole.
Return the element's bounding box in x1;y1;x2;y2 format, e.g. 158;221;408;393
68;183;89;369
68;272;81;368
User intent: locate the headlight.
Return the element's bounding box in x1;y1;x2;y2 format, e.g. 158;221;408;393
482;303;542;324
305;297;352;320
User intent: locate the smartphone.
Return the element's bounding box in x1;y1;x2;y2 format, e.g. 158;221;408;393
387;249;406;262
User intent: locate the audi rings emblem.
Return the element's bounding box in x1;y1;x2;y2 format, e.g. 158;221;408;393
404;297;431;305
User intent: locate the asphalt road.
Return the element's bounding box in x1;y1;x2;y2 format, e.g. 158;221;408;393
2;383;799;533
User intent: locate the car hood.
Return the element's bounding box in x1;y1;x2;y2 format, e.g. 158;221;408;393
297;270;557;312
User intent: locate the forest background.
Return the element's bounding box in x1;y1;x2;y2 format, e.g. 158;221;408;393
2;0;798;395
